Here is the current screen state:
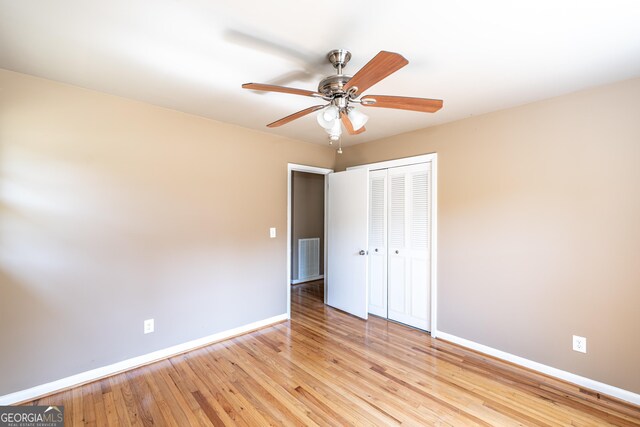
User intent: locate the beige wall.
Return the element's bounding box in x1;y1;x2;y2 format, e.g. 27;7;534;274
0;69;335;395
337;77;640;394
291;171;325;281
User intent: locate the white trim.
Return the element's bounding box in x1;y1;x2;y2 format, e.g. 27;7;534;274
430;155;438;338
323;175;329;306
437;331;640;406
0;313;287;406
347;153;439;337
347;153;438;172
287;164;333;318
291;274;324;285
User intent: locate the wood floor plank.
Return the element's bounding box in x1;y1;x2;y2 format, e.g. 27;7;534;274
169;355;236;426
71;385;85;425
124;370;161;426
155;362;212;427
20;280;640;425
107;375;137;427
142;363;185;427
217;340;319;426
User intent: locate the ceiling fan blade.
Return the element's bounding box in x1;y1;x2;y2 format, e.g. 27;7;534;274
340;112;366;135
343;51;408;95
242;83;320;97
360;95;443;113
267;105;326;128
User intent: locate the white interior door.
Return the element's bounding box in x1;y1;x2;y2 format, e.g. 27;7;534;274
368;170;387;317
327;168;369;319
387;163;431;330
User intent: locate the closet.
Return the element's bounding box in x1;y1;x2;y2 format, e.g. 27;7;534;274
367;162;432;331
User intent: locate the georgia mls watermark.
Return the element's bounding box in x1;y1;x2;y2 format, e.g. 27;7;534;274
0;406;64;427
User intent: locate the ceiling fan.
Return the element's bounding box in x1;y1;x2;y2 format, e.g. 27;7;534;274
242;49;443;151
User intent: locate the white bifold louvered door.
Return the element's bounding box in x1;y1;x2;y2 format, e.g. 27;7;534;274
387;163;431;330
368;170;387;318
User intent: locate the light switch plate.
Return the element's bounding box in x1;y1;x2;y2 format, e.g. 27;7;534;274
270;227;276;238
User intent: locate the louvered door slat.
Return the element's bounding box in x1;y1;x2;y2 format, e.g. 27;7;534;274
411;171;430;251
368;170;387;317
369;176;386;248
389;174;406;248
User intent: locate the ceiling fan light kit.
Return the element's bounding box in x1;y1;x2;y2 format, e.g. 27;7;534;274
317;105;339;129
242;49;443;152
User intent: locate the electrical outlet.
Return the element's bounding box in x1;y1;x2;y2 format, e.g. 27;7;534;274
572;335;586;353
144;319;154;334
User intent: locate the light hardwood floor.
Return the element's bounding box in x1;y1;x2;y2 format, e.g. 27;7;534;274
27;280;640;426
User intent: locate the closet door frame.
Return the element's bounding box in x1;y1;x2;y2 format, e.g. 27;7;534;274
347;153;439;338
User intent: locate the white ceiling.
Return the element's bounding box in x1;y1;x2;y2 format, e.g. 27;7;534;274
1;0;640;146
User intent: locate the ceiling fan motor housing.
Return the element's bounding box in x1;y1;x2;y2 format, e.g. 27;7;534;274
317;74;352;97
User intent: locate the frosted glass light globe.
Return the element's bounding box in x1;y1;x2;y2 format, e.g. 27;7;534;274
347;108;368;131
317;105;339;129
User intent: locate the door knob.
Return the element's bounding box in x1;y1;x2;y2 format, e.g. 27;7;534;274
375;248;379;252
359;250;366;255
395;250;399;254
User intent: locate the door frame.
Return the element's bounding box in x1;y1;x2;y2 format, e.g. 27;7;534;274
347;153;439;338
287;163;333;319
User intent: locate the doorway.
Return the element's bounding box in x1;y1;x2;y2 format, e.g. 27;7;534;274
286;164;333;319
286;156;437;337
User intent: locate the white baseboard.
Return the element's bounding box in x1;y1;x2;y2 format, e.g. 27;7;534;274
436;331;640;406
291;274;324;285
0;313;288;405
